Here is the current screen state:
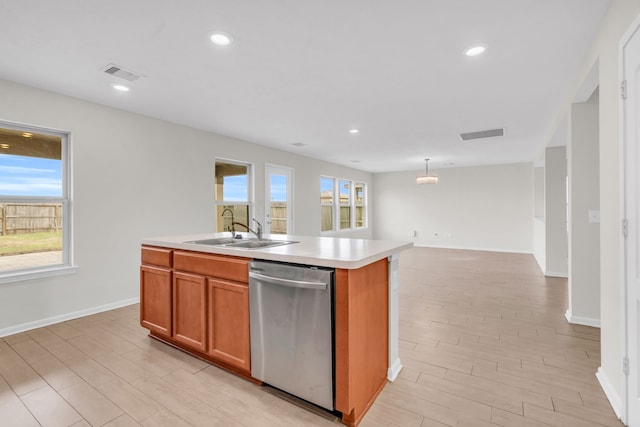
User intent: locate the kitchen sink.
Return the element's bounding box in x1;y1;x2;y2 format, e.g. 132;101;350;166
184;237;298;249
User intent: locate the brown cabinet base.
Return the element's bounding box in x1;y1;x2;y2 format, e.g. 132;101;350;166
335;258;389;426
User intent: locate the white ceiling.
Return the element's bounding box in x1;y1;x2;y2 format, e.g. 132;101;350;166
0;0;610;173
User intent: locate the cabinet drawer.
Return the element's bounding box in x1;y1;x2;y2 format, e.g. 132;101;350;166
174;251;250;282
142;246;173;268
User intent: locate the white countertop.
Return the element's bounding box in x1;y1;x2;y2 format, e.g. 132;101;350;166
142;233;413;269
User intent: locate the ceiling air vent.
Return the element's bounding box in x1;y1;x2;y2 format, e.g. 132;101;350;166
459;128;505;141
102;63;142;81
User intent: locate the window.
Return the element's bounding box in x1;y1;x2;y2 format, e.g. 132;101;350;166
320;177;334;232
320;176;367;233
215;160;252;232
339;180;351;230
0;121;73;281
355;182;366;228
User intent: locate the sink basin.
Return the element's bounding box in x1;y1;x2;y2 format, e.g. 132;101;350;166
184;237;238;245
184;237;298;249
224;239;298;249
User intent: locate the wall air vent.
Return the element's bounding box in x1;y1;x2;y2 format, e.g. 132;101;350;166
102;63;142;81
459;128;505;141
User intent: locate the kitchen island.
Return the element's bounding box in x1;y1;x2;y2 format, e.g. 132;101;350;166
140;233;411;426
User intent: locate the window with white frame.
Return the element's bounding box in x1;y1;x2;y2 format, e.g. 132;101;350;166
320;176;334;232
320;176;367;232
215;159;252;232
0;121;72;280
354;182;366;228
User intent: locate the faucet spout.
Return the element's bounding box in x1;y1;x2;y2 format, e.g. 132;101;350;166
232;218;263;240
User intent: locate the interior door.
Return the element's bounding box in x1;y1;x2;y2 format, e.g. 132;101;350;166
265;164;293;235
623;15;640;426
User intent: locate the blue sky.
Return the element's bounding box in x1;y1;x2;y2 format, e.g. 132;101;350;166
223;174;287;202
320;177;333;193
0;154;62;197
270;175;286;202
223;175;248;201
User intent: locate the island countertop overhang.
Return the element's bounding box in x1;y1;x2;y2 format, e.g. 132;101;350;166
141;233;413;269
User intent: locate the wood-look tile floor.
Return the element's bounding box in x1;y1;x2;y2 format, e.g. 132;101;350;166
0;247;623;426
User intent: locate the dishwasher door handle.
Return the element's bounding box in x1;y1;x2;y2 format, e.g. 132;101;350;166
249;271;328;290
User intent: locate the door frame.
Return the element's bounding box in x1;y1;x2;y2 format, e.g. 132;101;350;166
264;163;294;235
620;13;640;426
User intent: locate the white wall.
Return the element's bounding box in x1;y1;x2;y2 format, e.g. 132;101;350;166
542;0;640;415
0;79;372;334
533;166;546;272
372;163;533;253
568;102;601;325
545;146;568;277
534;167;545;219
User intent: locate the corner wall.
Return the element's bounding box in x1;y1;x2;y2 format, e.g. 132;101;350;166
567;102;601;326
545;146;568;277
533;166;546;272
542;0;640;416
372;163;533;253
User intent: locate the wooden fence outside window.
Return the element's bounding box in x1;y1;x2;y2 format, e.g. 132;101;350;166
0;203;63;236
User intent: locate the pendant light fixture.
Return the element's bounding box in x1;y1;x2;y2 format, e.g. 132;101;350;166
417;158;438;184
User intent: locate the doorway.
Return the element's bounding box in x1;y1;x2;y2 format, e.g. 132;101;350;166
264;164;293;235
622;13;640;426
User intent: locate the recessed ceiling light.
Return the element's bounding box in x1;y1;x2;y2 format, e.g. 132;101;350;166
291;142;306;147
349;129;359;134
111;83;130;92
350;160;360;163
210;32;233;46
464;44;487;57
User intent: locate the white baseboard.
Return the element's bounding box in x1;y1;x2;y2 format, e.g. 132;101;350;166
412;243;532;254
388;358;402;382
596;367;624;421
0;297;140;338
545;271;568;278
565;310;601;328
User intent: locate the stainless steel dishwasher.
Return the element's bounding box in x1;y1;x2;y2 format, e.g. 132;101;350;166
249;260;334;411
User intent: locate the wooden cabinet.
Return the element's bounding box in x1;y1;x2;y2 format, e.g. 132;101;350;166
140;247;173;337
207;278;250;371
173;271;207;352
140;266;172;337
140;246;251;375
335;258;389;427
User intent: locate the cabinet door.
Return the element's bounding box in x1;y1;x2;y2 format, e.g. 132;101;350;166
140;266;172;337
208;278;250;372
173;272;207;352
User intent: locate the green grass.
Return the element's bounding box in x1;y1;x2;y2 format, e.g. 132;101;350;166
0;231;62;256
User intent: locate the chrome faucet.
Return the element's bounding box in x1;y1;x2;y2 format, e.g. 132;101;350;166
221;208;236;237
232;218;263;240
